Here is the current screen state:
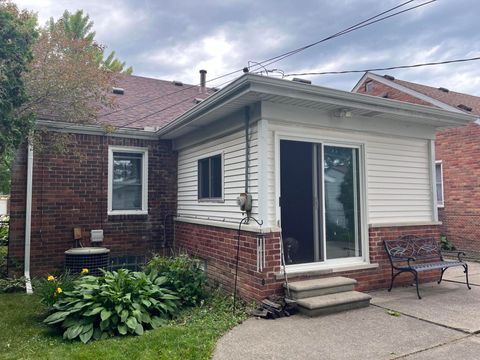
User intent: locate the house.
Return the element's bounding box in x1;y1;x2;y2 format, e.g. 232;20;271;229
353;72;480;253
8;72;475;301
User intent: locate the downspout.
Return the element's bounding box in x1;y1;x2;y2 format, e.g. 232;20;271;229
244;106;250;193
24;139;33;294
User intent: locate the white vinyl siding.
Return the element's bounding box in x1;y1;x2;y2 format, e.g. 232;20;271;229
267;121;434;227
177;127;258;223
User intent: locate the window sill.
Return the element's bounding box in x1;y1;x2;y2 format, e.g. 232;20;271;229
198;198;225;203
108;210;148;216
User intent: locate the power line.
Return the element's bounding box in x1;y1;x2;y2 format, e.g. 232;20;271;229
283;56;480;77
60;0;435;131
101;0;426;120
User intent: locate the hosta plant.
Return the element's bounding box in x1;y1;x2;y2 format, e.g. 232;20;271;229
43;269;179;343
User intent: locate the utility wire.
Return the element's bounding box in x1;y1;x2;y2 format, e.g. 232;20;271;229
100;0;423;120
59;0;435;131
284;56;480;77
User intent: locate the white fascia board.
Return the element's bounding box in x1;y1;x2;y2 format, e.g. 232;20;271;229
354;73;465;114
158;74;476;138
36;119;159;140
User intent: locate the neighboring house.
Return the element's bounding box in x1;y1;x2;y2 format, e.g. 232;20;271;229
0;195;9;217
353;72;480;253
8;73;474;301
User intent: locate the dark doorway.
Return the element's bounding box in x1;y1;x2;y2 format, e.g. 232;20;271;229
280;140;315;264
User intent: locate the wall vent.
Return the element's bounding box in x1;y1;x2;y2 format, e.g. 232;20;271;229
292;77;312;84
112;87;125;95
457;104;473;112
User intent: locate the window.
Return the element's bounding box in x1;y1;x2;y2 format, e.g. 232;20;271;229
365;81;373;93
198;154;222;200
108;147;148;215
435;161;444;207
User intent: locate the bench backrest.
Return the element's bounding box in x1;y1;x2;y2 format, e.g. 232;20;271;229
384;235;441;263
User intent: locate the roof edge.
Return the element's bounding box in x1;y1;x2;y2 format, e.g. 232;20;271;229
36;119;159;140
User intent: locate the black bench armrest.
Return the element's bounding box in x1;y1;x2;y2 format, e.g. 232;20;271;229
441;250;466;262
393;256;416;266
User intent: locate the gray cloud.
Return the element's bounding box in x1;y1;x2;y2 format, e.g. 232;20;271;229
14;0;480;94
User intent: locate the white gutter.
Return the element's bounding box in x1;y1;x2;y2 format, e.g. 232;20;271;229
24;140;33;294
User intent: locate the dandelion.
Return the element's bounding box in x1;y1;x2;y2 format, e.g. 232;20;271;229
56;287;62;294
47;275;55;281
81;268;89;274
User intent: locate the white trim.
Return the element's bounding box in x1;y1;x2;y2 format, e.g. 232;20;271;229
108;146;149;216
352;73;465;114
275;262;379;280
37;119;159;140
369;221;442;228
24;140;33;294
284;259;374;276
175;216;280;233
257;119;269;224
196;151;225;202
435;160;445;208
429;141;439;221
275;132;369;265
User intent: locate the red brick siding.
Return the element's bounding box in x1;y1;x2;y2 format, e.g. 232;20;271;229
8;132;177;275
175;221;440;301
436;122;480;251
356;79;434;106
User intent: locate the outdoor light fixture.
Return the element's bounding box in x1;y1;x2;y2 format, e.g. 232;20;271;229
256;232;266;272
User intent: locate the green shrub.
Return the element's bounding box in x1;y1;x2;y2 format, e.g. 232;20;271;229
0;276;25;293
0;245;7;278
144;254;206;307
34;271;78;308
440;235;456;251
43;269;179;343
0;217;8;246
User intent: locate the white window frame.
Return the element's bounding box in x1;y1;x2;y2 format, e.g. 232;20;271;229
274;131;369;271
435;160;444;208
108;146;148;215
197;151;224;203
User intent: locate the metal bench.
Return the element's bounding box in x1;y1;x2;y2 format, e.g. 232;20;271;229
384;235;471;299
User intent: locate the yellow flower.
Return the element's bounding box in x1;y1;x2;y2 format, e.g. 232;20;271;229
47;275;55;282
56;287;62;294
81;268;89;274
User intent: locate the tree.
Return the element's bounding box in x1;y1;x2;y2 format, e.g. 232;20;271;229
22;20;116;125
52;10;133;75
0;1;37;193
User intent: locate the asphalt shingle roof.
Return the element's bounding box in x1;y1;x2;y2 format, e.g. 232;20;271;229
98;74;212;129
392;78;480;116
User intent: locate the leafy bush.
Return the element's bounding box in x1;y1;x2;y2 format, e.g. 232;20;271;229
0;217;8;246
0;245;7;278
0;276;25;293
35;271;78;308
440;235;456;251
43;269;179;343
145;254;206;307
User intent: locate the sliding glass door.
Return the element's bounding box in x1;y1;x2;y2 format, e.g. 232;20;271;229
280;140;362;265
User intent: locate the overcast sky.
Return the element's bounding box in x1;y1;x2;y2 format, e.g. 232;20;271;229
14;0;480;95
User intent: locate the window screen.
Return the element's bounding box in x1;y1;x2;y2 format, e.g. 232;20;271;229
198;154;222;199
112;152;143;210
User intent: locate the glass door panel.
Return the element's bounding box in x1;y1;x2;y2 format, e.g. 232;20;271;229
324;145;361;260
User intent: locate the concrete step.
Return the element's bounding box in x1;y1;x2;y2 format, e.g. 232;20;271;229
297;291;372;317
286;277;357;299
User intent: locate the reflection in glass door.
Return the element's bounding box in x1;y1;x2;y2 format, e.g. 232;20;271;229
323;146;361;260
280;140;362;265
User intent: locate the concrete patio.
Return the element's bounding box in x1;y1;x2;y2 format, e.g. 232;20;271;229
213;262;480;360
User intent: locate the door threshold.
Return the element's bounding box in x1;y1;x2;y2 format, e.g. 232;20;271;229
274;263;379;280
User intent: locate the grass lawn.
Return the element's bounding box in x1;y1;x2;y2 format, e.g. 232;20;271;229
0;292;247;360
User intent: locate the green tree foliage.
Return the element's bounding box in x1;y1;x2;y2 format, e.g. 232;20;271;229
52;10;133;74
0;1;37;193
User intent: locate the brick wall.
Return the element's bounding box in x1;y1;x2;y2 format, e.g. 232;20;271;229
356;78;433;106
8;131;177;276
436;122;480;252
356;78;480;253
175;221;440;301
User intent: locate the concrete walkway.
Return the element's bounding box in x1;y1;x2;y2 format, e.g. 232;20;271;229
213;262;480;360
